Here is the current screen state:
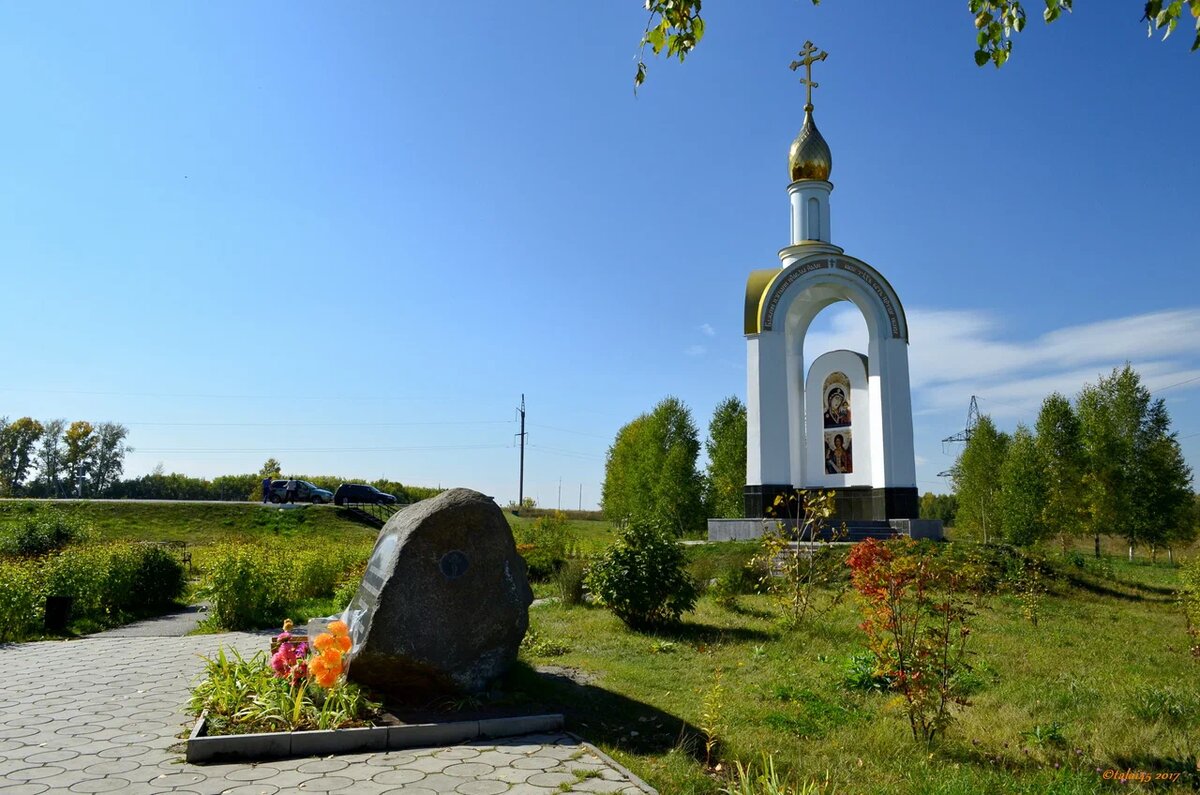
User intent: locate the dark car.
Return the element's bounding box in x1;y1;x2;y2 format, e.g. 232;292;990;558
269;479;334;504
334;483;398;506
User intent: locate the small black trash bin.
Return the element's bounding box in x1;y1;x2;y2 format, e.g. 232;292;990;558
44;595;73;633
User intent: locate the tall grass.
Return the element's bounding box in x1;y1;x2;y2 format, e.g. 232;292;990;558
0;557;44;641
0;542;186;641
195;539;373;630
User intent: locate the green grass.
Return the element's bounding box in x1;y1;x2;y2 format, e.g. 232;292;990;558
503;511;617;556
0;499;614;551
0;500;378;545
521;547;1199;794
8;499;1196;792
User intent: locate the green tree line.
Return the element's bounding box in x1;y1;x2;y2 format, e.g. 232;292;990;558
602;365;1196;554
0;418;441;503
602;395;747;535
0;418;131;498
953;364;1196;560
72;463;441;504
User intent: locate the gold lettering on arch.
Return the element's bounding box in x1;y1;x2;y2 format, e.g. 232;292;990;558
761;256;903;339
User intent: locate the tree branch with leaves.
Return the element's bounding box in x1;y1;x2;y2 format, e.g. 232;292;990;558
634;0;1198;88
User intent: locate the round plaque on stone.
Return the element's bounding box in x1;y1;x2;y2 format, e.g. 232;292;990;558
439;550;469;579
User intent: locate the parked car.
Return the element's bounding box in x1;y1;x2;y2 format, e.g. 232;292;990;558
334;483;398;506
269;480;334;504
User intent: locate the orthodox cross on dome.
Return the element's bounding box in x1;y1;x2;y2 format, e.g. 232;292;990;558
789;40;828;110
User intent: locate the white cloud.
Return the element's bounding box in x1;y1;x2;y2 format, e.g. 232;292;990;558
907;308;1200;390
699;323;716;337
685;345;707;357
801;305;1200;422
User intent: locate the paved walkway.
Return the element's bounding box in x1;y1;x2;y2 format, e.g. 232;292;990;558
89;603;211;638
0;628;654;794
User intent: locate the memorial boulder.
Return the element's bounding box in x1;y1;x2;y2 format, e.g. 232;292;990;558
342;488;533;699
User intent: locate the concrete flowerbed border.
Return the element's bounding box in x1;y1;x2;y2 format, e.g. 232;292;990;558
186;712;564;763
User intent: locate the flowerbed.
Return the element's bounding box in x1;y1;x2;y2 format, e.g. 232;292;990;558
189;620;382;735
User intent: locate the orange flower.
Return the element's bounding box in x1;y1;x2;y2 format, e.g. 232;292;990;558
313;632;335;652
328;620;349;637
310;649;343;688
334;634;352;653
313;665;339;688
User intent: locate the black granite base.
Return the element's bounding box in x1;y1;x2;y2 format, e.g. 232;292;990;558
743;485;919;522
742;484;794;520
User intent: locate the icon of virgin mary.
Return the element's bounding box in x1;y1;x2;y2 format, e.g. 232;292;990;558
823;386;851;428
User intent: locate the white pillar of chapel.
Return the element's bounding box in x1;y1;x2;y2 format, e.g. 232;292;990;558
745;332;790;487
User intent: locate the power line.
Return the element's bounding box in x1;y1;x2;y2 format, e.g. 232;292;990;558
0;387;443;402
528;422;609;439
1153;374;1200;393
975;395;1026;410
125;419;513;428
527;443;604;461
133;443;510;454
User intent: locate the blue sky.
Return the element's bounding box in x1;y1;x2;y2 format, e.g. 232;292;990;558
1;2;1197;508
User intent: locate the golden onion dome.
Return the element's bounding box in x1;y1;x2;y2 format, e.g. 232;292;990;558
788;104;832;182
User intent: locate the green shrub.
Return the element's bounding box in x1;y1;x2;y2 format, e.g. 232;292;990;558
841;650;891;693
291;550;347;600
199;544;294;630
520;628;570;657
0;558;44;641
553;558;588;606
0;509;90;556
197;540;372;630
585;520;696;630
0;541;186;640
132;545;188;607
44;543;186;623
710;569;744;609
709;558;764;609
513;512;575;580
45;547;106;616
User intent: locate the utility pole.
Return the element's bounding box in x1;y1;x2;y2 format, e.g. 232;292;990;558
515;394;527;512
557;477;562;511
578;483;582;511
